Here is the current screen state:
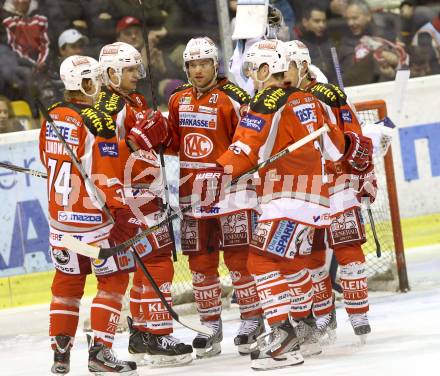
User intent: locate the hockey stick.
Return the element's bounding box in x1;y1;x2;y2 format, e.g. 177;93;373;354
0;161;47;178
138;0;178;262
62;124;330;259
366;201;381;258
39;101;211;335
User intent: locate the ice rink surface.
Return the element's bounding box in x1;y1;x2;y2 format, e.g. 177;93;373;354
1;245;440;376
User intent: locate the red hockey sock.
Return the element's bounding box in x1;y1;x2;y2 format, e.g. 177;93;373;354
248;252;290;326
224;251;261;319
130;269;143;329
189;251;222;321
139;256;174;335
91;273;129;347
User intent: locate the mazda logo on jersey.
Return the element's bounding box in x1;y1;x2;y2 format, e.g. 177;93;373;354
183;133;213;159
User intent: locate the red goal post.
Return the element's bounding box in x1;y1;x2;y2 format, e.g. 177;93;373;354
354;100;409;292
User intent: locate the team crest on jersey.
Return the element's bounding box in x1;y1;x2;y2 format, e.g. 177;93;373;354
183;133;213;159
179;96;192;105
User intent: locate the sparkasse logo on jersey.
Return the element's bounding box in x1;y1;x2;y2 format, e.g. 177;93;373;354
98;142;119;157
183;133;213;159
239;113;266;132
179;111;217;129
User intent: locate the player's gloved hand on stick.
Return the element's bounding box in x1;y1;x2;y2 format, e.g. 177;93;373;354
126;111;170;152
354;164;378;205
343;131;373;171
194;166;226;214
108;208;141;250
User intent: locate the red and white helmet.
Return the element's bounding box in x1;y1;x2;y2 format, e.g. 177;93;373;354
99;42;146;87
59;55;102;96
243;39;288;80
285;40;312;67
183;37;218;67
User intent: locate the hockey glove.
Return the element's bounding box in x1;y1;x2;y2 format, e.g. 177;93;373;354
108;208;141;250
343;132;373;171
354;164;378;205
194;166;225;214
126;111;170;152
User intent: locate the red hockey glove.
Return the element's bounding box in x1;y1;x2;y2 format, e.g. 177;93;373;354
108;208;142;249
126;111;169;152
194;166;225;214
343;132;373;171
354;164;378;205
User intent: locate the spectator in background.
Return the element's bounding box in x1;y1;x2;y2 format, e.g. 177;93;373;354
1;0;50;70
338;0;403;85
41;28;89;105
0;95;25;133
408;45;439;77
0;0;50;116
399;2;435;47
412;11;440;69
294;1;337;82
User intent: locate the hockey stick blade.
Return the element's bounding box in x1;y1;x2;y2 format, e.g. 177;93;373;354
63;125;330;259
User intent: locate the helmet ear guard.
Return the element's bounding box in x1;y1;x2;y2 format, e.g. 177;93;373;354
59;55;102;97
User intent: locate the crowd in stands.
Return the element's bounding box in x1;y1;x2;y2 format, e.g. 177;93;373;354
0;0;439;133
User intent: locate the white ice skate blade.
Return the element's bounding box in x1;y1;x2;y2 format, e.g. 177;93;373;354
237;341;259;355
251;350;304;371
319;329;337;346
146;353;193;368
195;343;221;359
92;371;138;376
358;334;368;345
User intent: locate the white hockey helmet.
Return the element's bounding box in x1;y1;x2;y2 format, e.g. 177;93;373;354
59;55;102;96
99;42;146;87
285;40;312;67
183;37;218;68
243;39;288;80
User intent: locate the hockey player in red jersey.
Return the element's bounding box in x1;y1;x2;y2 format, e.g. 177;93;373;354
284;40;377;340
40;55;168;374
97;42;192;367
166;37;263;358
213;39;345;370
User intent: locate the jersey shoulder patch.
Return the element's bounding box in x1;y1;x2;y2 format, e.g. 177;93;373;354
310;82;347;107
250;87;296;114
171;83;192;95
219;81;250;105
79;105;117;139
94;88;125;115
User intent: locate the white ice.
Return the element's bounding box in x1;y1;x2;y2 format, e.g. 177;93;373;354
1;245;440;376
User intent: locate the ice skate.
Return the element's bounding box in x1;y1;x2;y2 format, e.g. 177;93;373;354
315;308;337;345
234;316;265;355
295;316;322;357
192;319;223;358
51;335;72;374
87;334;137;375
127;317;193;367
349;313;371;343
250;320;304;371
